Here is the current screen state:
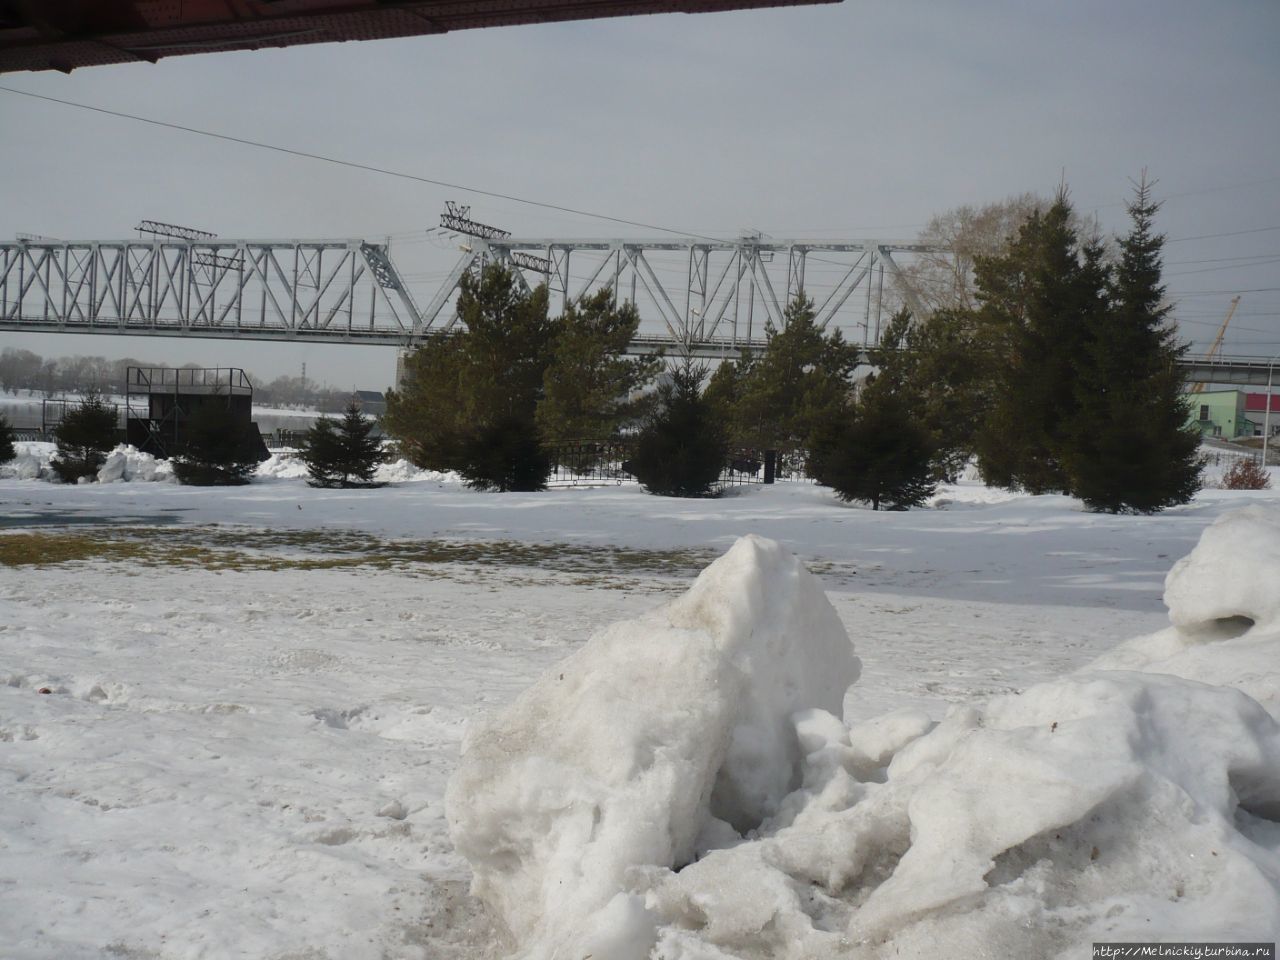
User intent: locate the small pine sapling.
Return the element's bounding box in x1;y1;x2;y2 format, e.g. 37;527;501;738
628;363;728;498
172;400;263;485
0;412;16;463
809;392;937;510
51;393;118;483
300;400;385;488
457;414;550;492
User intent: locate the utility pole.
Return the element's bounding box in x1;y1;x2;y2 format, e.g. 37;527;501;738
1264;357;1277;468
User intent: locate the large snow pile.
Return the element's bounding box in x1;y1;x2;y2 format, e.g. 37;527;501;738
0;440;55;480
374;457;459;485
255;452;312;480
255;452;457;484
448;521;1280;958
96;444;174;483
1090;504;1280;717
0;442;172;483
446;535;860;959
2;443;455;486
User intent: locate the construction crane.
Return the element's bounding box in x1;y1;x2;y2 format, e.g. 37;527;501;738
1189;295;1241;394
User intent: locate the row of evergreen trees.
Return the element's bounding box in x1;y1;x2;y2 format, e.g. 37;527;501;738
859;178;1201;512
21;393;382;488
381;178;1201;512
25;393;269;485
4;179;1203;511
383;270;663;491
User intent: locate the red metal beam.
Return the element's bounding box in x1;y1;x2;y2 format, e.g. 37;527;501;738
0;0;839;73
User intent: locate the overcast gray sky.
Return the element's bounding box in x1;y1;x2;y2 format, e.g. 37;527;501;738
2;0;1278;391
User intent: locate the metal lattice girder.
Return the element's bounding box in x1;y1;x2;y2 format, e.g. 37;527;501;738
1;234;943;356
467;236;943;353
0;239;426;345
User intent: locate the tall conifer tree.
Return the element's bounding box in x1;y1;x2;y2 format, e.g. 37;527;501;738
535;289;660;442
1064;175;1202;511
870;307;988;481
383;266;553;489
729;296;859;455
972;191;1108;493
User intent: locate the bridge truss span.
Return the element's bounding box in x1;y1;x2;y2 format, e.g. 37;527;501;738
432;235;939;352
0;239;424;345
3;236;1274;383
1;234;942;355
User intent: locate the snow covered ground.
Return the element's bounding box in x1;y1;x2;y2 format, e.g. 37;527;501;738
1;459;1278;958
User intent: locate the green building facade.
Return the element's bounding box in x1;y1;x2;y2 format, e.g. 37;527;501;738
1187;390;1256;439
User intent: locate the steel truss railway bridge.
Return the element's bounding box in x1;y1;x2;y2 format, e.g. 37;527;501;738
2;235;1274;384
0;234;931;359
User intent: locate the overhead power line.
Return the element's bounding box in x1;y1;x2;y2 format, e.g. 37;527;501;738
1165;256;1280;278
1168;287;1280;297
1166;225;1280;243
0;85;725;243
11;84;1280;252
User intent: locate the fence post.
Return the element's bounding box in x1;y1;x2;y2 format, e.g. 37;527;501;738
764;450;776;484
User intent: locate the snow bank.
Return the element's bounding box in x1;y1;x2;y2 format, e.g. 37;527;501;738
0;440;55;480
256;452;311;480
96;445;173;483
1;442;172;483
374;457;458;485
446;535;859;959
1164;504;1280;633
449;515;1280;958
254;453;458;484
1089;504;1280;717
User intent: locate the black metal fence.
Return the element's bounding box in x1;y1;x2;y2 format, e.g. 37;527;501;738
1202;448;1272;467
545;440;635;486
264;430;311;450
543;440;786;489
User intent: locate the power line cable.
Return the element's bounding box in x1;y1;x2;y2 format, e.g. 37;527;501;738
1166;225;1280;244
1165;251;1280;266
1169;287;1280;296
0;85;728;243
1165;256;1280;278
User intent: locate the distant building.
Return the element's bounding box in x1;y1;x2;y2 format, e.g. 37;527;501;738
1244;393;1280;438
1187;389;1265;439
125;367;266;459
351;390;386;417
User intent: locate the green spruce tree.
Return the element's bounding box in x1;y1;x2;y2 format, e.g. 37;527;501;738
0;412;15;463
629;362;728;497
382;332;470;472
972;190;1109;493
172;399;262;485
809;389;936;510
702;351;755;429
1064;175;1203;511
870;307;989;482
730;296;859;456
536;290;661;443
458;414;551;492
51;393;118;483
300;400;385;488
382;265;554;490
